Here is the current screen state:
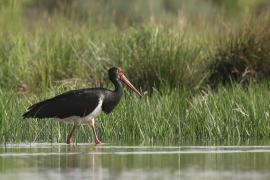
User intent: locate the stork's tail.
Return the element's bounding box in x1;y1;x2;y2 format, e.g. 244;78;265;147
22;99;52;118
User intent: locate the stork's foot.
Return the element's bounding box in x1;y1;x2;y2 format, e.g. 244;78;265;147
95;139;102;145
66;124;78;145
67;138;72;144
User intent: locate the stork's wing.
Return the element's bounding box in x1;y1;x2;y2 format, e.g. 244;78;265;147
23;89;100;119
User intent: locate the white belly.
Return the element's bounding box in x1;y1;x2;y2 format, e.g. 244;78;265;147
58;97;103;125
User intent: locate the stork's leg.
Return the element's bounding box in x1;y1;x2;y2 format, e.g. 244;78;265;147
89;119;101;145
67;124;78;144
91;125;102;145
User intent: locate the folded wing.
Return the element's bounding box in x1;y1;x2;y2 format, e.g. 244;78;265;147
23;90;100;119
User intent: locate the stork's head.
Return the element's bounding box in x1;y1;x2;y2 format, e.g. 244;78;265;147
108;67;142;97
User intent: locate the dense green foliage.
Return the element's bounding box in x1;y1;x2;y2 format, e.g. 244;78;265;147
1;84;270;144
0;0;269;144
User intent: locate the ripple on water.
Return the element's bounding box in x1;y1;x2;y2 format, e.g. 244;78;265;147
1;144;270;180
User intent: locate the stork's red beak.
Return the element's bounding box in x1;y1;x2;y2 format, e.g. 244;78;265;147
119;73;142;97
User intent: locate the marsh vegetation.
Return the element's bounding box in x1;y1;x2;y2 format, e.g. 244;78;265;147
0;0;269;144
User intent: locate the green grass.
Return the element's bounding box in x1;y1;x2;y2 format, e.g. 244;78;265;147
0;25;204;93
1;83;270;144
0;0;268;93
185;83;270;141
0;0;269;144
2;15;269;93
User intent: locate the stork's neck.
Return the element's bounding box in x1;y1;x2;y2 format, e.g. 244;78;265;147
110;77;123;94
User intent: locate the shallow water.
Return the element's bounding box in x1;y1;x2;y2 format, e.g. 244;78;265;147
0;143;270;180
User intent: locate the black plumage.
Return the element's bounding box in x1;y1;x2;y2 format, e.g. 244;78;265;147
23;67;123;119
23;88;122;119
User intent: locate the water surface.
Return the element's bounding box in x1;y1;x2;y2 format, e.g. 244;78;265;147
1;143;270;180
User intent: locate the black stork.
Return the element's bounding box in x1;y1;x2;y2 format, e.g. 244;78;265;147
23;67;142;145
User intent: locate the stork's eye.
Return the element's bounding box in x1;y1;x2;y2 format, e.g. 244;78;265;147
117;68;124;75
